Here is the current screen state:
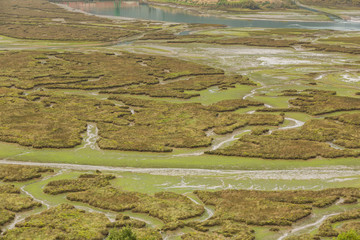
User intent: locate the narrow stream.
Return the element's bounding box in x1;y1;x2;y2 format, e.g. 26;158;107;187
76;123;99;151
278;199;360;240
1;170;65;232
268;117;305;134
278;212;338;240
210;129;250;151
243;85;266;100
184;193;214;222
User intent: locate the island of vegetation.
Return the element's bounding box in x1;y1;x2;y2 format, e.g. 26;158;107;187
0;0;360;239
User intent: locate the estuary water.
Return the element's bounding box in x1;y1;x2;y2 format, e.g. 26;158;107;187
60;1;360;31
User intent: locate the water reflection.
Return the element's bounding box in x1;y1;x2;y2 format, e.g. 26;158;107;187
60;0;360;30
66;1;139;10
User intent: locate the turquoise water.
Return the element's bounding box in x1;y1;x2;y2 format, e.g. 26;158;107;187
61;0;360;30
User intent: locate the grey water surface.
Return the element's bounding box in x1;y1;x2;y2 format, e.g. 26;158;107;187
61;0;360;30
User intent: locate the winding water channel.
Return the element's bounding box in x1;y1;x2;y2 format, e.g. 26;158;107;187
2;1;360;239
59;0;360;30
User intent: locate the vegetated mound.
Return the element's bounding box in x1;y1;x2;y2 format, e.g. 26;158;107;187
108;227;163;240
194;188;360;226
43;173;115;194
0;165;54;182
208;112;360;159
0;184;42;227
67;188;205;224
207;135;357;159
0;51;226;90
206;99;263;112
273;117;360;149
258;89;360;115
286;208;360;239
0;204;110;240
44;174;256;238
0;89;131;148
318;209;360;237
107;214;147;229
100;96;282;152
329;112;360;125
289;92;360;115
208;90;360;159
101;75;255;99
0;50;276;151
184;220;255;240
40;173;360;238
44;174;205;224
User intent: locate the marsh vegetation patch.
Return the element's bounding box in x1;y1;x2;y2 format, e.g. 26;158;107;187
0;165;53;182
195;188;360;226
0;204;110;240
0;50;280;152
43;173;115;195
0;184;42;227
208;89;360;159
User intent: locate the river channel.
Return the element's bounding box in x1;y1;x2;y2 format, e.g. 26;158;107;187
59;0;360;30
